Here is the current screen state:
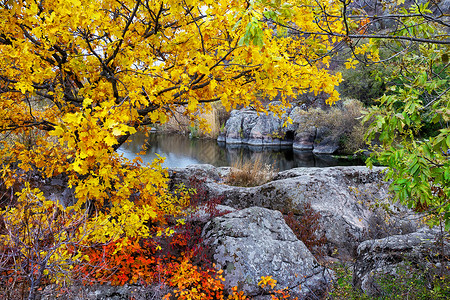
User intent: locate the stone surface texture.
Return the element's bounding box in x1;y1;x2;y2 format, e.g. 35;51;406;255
353;228;450;297
312;127;340;154
220;109;291;146
170;165;419;258
202;206;333;299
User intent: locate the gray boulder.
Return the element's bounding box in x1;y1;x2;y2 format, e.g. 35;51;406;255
293;126;316;150
222;109;293;146
223;110;258;144
188;204;235;223
289;107;316;151
249;113;289;146
312;127;340;154
170;165;419;259
202;206;333;299
220;106;343;154
168;163;225;188
353;228;450;297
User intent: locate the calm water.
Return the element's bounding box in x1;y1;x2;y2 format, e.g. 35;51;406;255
117;132;363;171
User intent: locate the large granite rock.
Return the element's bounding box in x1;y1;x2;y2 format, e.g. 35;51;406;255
221;109;293;146
168;163;226;189
219;106;343;154
293;126;316;150
353;228;450;297
221;110;258;144
169;165;419;259
312;127;340;154
202;206;333;299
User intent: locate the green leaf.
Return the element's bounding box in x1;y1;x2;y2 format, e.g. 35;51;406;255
410;163;420;176
232;19;241;31
444;169;450;180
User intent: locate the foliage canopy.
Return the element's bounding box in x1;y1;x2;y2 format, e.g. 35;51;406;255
1;0;450;298
0;0;342;233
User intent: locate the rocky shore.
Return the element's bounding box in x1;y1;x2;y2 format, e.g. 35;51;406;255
164;164;447;298
41;164;448;299
218;107;341;154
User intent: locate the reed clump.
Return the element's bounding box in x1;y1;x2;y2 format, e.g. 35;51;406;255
226;155;277;187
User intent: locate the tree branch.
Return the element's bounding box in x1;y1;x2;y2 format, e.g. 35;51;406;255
105;0;141;66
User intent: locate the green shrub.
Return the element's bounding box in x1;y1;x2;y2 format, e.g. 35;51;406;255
334;42;395;107
338;65;387;107
370;260;450;300
328;263;368;300
328;261;450;299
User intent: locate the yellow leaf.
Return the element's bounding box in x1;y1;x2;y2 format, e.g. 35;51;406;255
112;127;123;136
72;160;85;174
210;79;217;91
198;64;209;74
188;99;198;111
83;97;93;107
104;135;117;146
344;58;358;69
50;126;65;136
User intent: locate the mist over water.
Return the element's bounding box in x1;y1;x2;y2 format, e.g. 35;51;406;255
117;132;363;171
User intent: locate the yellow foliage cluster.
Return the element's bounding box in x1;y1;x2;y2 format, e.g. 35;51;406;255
0;0;344;232
0;0;346;295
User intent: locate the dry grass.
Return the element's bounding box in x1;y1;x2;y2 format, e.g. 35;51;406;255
199;105;219;138
162;109;191;134
225;155;277;187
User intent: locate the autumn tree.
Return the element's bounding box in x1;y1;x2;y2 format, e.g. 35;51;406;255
0;0;346;297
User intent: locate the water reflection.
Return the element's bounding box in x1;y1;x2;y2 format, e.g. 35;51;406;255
117;132;363;171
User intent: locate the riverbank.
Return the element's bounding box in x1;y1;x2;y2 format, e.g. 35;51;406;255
118;132;366;170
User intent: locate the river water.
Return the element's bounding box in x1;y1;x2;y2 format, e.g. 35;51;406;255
117;132;364;171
